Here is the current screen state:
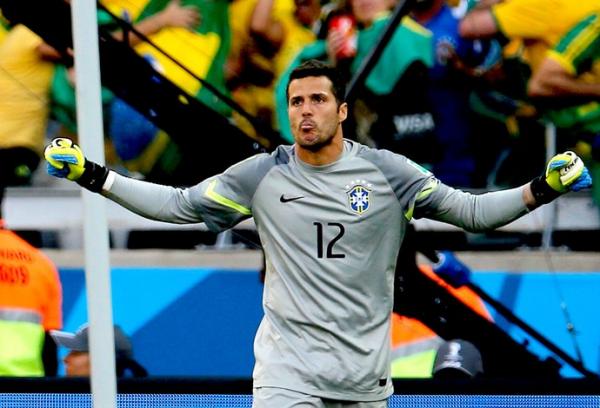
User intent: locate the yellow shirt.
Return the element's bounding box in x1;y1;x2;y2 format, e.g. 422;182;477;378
493;0;600;71
274;12;318;78
229;0;295;59
547;13;600;84
0;25;55;153
101;0;226;99
228;0;316;132
0;26;7;45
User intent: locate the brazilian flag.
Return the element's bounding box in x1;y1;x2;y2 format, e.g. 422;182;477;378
135;0;232;116
50;0;232;133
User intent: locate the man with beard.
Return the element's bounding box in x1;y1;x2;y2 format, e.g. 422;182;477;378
44;59;591;407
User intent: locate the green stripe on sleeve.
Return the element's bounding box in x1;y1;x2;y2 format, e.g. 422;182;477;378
205;180;251;215
405;179;439;221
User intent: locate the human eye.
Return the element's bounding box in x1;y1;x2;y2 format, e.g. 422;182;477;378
312;94;326;104
290;97;302;107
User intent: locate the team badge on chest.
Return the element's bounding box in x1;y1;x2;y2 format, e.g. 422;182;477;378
345;180;373;214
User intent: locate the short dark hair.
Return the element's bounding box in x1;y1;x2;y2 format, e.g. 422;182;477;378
286;59;346;106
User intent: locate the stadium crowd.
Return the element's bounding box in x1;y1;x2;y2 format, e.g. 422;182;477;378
0;0;598;195
0;0;597;258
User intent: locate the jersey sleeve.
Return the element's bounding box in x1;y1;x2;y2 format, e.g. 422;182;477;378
414;183;530;232
106;152;278;232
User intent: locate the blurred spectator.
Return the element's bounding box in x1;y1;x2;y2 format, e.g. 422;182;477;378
227;0;321;138
51;0;200;133
0;188;63;376
528;13;600;105
0;25;64;187
49;0;201;184
51;323;148;378
459;0;600;102
527;12;600;137
527;12;600;206
411;0;504;187
432;339;484;379
459;0;600;183
132;0;231;116
275;0;434;160
323;0;434;162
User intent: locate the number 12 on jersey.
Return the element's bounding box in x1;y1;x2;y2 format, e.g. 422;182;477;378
313;222;346;259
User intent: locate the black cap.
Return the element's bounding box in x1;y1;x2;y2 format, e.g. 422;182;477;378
432;339;483;378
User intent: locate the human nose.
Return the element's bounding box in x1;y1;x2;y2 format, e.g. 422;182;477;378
300;102;313;116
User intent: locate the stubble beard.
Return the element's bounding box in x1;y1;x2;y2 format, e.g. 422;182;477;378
296;122;339;152
301;134;331;152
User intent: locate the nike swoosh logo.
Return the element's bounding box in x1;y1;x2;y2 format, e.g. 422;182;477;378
280;194;305;203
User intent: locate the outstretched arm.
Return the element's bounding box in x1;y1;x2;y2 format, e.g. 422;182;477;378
44;138;204;224
44;138;264;231
104;172;204;224
416;152;592;231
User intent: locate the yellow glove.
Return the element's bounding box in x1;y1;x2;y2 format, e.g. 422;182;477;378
544;151;588;193
44;138;86;181
531;151;592;204
44;138;109;192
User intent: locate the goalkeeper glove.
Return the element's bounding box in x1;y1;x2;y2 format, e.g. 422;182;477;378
44;138;109;193
530;151;592;205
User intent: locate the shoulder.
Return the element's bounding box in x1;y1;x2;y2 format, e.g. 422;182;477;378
221;145;293;185
355;143;433;179
354;143;407;166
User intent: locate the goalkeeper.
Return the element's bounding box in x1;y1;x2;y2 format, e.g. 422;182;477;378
45;60;591;407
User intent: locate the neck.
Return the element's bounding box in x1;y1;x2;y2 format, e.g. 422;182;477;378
295;133;344;166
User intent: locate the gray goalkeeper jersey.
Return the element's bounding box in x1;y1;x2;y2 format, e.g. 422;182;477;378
105;140;528;401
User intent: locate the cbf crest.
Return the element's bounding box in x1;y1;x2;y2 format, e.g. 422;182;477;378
345;180;373;215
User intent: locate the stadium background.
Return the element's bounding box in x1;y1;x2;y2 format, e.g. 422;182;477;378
46;250;600;378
